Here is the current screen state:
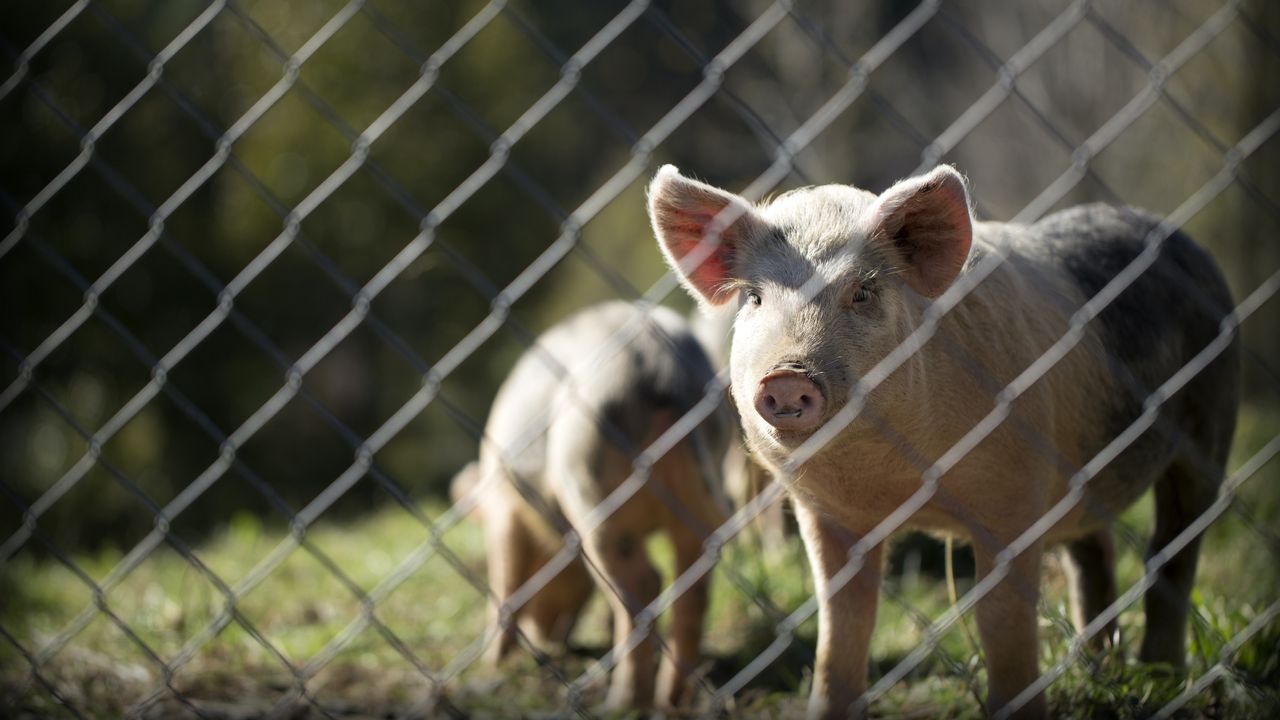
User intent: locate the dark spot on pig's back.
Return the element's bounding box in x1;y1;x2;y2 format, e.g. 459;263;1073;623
1033;204;1232;391
595;324;719;461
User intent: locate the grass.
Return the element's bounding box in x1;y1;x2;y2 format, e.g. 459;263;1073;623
2;404;1278;719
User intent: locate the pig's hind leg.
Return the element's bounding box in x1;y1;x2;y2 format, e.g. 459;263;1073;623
523;550;593;651
1061;528;1120;650
550;427;662;710
1139;456;1222;669
483;506;535;665
569;517;662;711
654;506;717;709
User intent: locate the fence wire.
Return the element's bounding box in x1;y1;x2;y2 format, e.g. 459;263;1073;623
2;0;1278;718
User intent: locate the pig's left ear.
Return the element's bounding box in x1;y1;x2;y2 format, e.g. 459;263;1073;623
868;165;973;298
648;165;764;309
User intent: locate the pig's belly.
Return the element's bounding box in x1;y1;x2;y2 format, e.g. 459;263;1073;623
791;462;1150;549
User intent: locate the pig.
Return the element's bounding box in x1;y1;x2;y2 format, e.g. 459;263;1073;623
647;164;1239;718
466;300;733;711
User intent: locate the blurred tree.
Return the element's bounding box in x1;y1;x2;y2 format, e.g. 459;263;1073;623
1;0;1275;554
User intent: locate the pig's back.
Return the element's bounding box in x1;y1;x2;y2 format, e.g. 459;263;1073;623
550;301;722;453
1027;204;1236;398
485;301;722;491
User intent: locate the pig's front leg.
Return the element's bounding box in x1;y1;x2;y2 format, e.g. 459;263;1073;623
795;501;883;720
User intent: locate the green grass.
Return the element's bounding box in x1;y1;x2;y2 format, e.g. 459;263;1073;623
2;405;1278;718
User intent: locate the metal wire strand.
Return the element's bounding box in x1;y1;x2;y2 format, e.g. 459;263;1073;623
2;0;1277;716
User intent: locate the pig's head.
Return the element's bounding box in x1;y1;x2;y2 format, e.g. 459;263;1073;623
647;165;972;463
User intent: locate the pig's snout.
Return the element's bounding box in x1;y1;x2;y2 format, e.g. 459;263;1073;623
754;366;825;432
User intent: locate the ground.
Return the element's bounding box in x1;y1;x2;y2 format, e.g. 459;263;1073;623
2;405;1278;719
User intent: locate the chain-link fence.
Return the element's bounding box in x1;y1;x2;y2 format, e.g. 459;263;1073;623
2;0;1278;717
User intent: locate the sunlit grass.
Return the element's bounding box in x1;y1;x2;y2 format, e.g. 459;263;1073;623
2;405;1277;718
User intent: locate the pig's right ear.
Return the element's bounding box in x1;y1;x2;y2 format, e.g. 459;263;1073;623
648;165;762;308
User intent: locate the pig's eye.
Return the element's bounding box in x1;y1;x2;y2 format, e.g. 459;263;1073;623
746;290;762;307
850;286;872;304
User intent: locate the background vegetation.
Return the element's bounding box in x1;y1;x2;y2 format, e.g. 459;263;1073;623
2;0;1277;716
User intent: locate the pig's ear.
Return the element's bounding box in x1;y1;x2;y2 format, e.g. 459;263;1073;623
868;165;973;298
648;165;763;308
